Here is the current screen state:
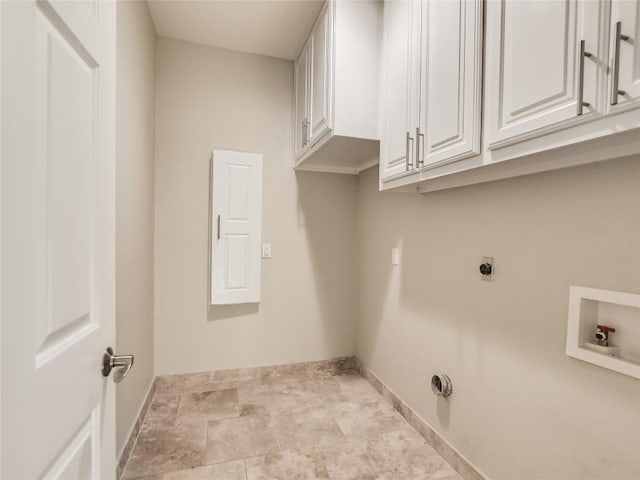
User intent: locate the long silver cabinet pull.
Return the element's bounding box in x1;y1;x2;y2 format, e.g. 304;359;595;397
405;131;414;171
302;119;308;147
577;40;593;116
217;214;221;240
416;127;425;168
611;21;630;105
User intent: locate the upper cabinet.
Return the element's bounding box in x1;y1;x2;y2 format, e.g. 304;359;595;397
294;43;310;160
380;0;483;182
608;0;640;113
485;0;640;149
309;8;331;146
486;0;603;148
417;0;483;166
380;0;640;193
294;1;383;175
379;0;417;179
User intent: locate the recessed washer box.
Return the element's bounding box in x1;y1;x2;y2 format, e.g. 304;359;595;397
566;286;640;379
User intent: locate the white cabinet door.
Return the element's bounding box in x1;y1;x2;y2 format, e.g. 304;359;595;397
380;0;419;180
1;0;117;478
609;0;640;111
407;0;422;169
294;42;310;158
418;0;482;167
309;2;332;146
486;0;599;148
211;150;262;305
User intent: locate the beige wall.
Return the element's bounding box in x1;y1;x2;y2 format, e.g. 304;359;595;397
115;1;156;454
135;24;639;480
154;38;357;375
356;157;640;479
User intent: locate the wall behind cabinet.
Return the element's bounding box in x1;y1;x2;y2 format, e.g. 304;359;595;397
356;158;640;480
154;38;357;375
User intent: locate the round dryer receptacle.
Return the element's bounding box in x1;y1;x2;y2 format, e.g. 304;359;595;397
431;374;452;397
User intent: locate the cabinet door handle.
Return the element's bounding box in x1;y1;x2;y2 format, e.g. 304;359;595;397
302;118;308;147
577;40;593;116
216;214;221;240
611;21;630;106
405;131;414;171
302;118;306;147
416;127;424;168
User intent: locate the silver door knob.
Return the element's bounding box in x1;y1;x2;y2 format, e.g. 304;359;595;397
102;347;134;383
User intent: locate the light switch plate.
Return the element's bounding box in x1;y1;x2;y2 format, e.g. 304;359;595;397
391;247;399;266
262;243;272;259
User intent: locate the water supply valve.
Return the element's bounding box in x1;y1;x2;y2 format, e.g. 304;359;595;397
595;325;616;347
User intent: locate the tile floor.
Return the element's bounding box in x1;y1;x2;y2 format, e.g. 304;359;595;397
122;371;462;480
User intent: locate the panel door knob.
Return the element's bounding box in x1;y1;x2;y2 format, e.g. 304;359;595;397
102;347;134;383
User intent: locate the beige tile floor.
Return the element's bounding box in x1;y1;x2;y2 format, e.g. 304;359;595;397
122;372;462;480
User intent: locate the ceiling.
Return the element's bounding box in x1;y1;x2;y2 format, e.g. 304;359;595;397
147;0;324;60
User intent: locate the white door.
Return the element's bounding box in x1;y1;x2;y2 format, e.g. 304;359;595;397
308;2;332;147
486;0;600;148
380;0;418;180
609;0;640;112
210;150;263;305
1;0;117;478
294;42;310;160
418;0;483;167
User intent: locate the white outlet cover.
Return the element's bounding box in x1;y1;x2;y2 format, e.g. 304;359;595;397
262;243;272;259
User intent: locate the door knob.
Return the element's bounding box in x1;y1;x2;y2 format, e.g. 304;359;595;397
102;347;134;383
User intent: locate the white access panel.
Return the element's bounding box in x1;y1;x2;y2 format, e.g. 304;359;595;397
210;150;263;305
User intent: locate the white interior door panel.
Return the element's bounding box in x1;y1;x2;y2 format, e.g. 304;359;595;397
1;0;117;477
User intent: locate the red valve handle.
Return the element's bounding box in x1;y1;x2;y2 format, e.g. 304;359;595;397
596;325;616;334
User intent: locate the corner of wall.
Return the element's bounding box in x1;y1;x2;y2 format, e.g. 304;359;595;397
115;0;158;455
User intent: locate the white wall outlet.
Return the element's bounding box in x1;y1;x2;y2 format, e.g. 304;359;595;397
480;256;494;281
262;243;272;259
391;247;400;266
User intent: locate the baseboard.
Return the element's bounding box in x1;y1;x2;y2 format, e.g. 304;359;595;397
116;379;155;480
154;355;360;390
358;361;488;480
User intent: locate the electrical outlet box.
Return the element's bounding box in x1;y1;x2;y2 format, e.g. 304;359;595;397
480;256;494;281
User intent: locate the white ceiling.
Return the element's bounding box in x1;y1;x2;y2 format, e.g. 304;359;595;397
147;0;324;60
